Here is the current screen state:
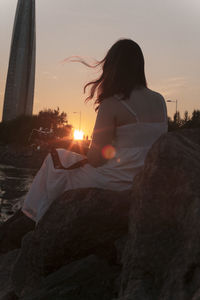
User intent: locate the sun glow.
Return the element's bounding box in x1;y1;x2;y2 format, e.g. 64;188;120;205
74;129;84;140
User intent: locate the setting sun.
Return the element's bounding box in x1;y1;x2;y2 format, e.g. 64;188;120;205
74;129;84;140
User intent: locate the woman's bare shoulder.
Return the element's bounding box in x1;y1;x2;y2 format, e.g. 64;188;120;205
98;96;120;116
99;96;119;107
144;88;165;101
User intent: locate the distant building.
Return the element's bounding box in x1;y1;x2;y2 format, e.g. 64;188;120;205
2;0;36;122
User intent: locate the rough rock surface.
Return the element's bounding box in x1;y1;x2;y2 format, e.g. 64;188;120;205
12;189;131;296
21;255;119;300
120;129;200;300
0;211;35;254
0;250;19;299
1;128;200;300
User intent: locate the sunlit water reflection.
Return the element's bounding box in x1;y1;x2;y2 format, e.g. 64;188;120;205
0;164;36;223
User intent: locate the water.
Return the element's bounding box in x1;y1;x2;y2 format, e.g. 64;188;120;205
0;164;36;223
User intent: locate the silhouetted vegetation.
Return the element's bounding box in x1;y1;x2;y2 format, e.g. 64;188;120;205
168;110;200;131
0;108;72;146
0;108;199;146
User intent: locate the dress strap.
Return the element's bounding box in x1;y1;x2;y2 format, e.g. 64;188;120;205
120;100;139;122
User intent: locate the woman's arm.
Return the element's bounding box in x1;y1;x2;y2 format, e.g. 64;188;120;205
87;99;115;167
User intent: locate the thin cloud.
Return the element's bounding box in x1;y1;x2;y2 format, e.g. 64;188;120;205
42;71;58;80
165;77;187;88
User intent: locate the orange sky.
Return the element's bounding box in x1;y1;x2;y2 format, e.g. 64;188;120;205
0;0;200;136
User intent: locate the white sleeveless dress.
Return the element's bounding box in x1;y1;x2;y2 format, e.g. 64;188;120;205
22;100;168;223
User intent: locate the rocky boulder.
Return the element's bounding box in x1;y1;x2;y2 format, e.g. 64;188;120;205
2;128;200;300
0;210;35;254
21;255;119;300
120;129;200;300
0;249;19;300
12;189;131;297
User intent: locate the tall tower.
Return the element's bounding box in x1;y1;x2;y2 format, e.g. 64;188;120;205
2;0;36;122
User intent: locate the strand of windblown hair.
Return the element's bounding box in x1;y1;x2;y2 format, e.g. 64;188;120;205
60;56;100;68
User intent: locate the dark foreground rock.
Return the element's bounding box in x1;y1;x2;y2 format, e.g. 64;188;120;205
12;189;131;297
0;210;35;254
0;250;19;299
21;255;119;300
120;129;200;300
1;128;200;300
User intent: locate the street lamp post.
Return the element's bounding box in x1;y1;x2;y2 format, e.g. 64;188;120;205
167;99;178;115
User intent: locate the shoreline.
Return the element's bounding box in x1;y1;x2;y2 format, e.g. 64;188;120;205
0;139;90;170
0;139;90;223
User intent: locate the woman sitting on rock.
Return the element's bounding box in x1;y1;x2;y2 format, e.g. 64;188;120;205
21;38;168;223
5;39;168;231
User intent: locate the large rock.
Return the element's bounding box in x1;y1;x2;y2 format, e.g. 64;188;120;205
0;249;19;299
21;255;119;300
8;128;200;299
120;129;200;300
0;210;35;254
12;189;131;296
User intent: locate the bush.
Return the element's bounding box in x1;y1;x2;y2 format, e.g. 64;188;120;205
168;109;200;131
0;108;72;146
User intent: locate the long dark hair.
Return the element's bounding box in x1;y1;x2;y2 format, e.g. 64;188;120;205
84;39;147;110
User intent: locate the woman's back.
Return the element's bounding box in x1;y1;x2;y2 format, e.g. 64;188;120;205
114;87;168;146
111;87;167;126
114;122;167;149
87;87;168;192
87;87;168;167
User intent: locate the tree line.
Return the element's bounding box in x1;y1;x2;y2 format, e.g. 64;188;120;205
0;108;72;146
0;108;200;146
168;109;200;131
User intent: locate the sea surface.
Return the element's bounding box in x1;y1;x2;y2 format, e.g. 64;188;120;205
0;164;36;223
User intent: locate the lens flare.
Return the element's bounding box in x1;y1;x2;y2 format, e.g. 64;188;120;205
102;145;116;160
74;130;84;140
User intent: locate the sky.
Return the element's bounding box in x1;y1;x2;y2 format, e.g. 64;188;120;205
0;0;200;136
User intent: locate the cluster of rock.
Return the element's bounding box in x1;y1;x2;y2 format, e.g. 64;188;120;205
0;128;200;300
